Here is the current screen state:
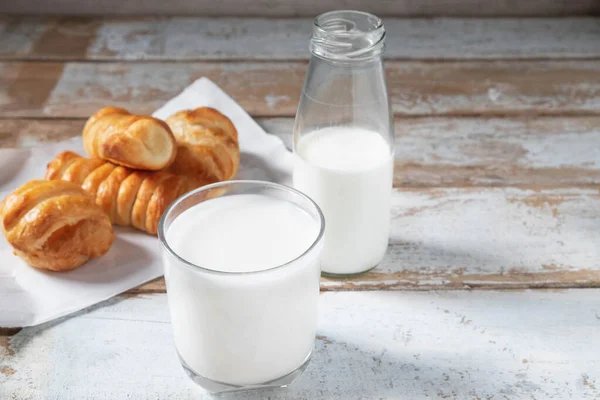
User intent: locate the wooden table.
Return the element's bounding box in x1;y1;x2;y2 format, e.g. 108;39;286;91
1;16;599;399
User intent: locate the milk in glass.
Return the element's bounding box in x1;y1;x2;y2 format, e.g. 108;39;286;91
160;184;323;392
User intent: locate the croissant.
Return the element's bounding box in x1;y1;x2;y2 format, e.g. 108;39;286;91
83;106;177;171
46;151;207;235
0;180;114;271
165;107;240;182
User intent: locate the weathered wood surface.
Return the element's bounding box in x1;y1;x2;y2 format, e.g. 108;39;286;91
127;186;600;293
1;13;599;399
3;60;600;118
3;17;600;61
262;117;600;187
1;117;598;291
3;117;600;187
2;290;599;399
0;119;85;148
2;0;599;17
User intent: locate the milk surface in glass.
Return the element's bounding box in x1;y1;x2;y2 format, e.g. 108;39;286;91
294;126;393;275
163;192;322;387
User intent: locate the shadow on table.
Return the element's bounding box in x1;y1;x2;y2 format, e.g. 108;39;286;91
213;334;503;400
213;333;403;400
214;288;576;400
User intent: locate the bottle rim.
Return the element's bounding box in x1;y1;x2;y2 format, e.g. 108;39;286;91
310;10;386;62
314;10;384;35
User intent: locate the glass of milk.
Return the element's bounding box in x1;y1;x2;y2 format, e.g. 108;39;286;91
293;11;394;276
158;180;324;393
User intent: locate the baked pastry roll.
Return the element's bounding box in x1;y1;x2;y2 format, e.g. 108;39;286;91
0;180;114;271
46;152;207;235
83;106;177;171
165;107;240;182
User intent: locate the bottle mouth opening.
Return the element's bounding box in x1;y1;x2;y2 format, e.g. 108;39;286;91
315;10;383;34
311;10;385;61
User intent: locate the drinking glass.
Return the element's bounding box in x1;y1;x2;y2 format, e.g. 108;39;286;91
158;181;325;393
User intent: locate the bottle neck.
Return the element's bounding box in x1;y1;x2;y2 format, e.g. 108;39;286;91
310;10;386;63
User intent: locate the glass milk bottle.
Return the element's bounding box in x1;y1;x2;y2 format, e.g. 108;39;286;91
293;10;394;276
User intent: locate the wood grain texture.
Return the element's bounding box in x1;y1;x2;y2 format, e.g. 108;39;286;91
1;118;596;290
2;60;600;118
0;119;85;148
1;13;598;399
127;186;600;292
262;117;600;187
2;291;599;399
3;117;600;187
3;17;600;61
1;0;599;17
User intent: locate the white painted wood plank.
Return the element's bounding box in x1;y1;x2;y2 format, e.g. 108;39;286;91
3;117;600;186
261;117;600;186
2;17;600;61
77;17;600;61
4;60;600;118
0;17;46;58
363;187;600;290
394;117;600;171
2;291;599;398
1;0;599;17
1;118;599;289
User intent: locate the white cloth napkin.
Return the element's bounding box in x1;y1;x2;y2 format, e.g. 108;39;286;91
0;78;294;327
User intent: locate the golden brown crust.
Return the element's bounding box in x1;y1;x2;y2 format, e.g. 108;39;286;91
82;163;116;199
1;180;83;232
0;180;114;271
62;157;105;185
165;107;240;182
83;106;177;171
45;152;207;235
45;151;80;181
115;171;148;227
130;171;171;232
145;175;187;235
96;166;130;222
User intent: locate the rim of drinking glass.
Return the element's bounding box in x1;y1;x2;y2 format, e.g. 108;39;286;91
157;180;326;276
314;10;384;36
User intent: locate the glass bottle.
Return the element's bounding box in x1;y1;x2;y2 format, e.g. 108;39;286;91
293;10;394;277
